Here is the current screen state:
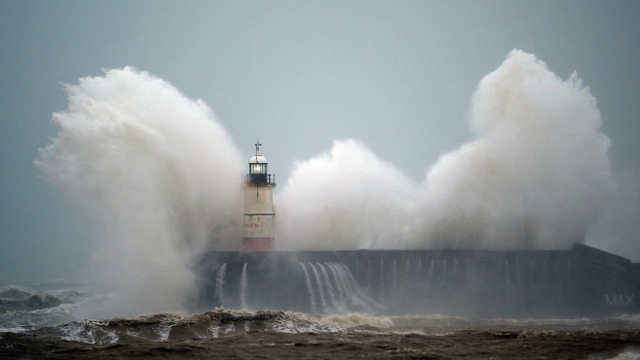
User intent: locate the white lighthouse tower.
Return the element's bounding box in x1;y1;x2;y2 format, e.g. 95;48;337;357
242;140;276;251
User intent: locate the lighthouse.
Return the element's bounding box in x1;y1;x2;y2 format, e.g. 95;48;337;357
242;140;276;251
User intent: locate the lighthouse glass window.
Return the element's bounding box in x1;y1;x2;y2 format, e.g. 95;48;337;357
251;163;266;174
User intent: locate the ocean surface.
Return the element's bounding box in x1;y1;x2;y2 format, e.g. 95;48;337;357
2;282;640;359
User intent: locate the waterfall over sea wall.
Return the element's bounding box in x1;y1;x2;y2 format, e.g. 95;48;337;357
197;245;640;318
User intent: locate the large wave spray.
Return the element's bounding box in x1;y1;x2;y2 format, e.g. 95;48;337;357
37;68;243;317
38;50;613;317
276;139;418;250
278;50;612;250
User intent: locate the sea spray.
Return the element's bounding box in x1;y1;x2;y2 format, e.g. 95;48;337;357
276;139;418;250
35;51;613;319
36;67;243;318
327;263;349;300
318;263;338;309
309;263;328;312
215;263;227;308
276;50;612;251
416;50;612;250
326;263;345;300
240;263;248;309
300;263;318;313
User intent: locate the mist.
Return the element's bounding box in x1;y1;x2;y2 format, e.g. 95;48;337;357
37;50;613;316
36;68;243;317
278;50;613;251
414;50;612;249
276;139;418;250
587;166;640;260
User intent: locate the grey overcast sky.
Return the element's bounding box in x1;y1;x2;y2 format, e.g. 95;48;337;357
1;1;639;282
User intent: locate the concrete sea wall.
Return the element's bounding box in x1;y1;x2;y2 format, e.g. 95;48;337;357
197;244;640;318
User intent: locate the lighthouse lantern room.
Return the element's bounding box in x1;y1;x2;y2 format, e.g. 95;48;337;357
242;140;276;251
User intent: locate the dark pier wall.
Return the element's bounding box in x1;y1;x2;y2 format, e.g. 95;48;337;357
196;244;640;318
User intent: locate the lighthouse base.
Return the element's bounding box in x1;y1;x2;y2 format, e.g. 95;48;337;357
242;238;274;251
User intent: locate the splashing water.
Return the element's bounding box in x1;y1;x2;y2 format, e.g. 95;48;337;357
215;263;227;308
300;263;318;314
277;50;612;251
240;263;248;310
36;51;613;318
36;68;243;318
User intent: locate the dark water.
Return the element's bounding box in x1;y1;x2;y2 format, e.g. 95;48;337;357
3;310;640;359
2;284;640;359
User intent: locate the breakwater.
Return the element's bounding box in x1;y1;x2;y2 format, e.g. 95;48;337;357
197;244;640;318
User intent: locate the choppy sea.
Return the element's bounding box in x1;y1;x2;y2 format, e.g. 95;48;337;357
2;282;640;359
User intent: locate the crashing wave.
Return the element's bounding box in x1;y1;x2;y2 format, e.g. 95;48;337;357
25;309;345;344
0;286;95;332
0;286;33;300
0;293;63;313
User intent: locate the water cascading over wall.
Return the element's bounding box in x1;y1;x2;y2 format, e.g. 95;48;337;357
197;245;640;318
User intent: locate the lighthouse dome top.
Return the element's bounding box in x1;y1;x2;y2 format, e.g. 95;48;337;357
249;151;267;164
247;140;275;184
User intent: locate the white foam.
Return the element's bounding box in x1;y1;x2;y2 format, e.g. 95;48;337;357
317;313;395;329
270;313;343;334
37;68;243;318
156;321;177;342
277;50;612;251
54;319;119;345
207;323;235;338
595;349;640;360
